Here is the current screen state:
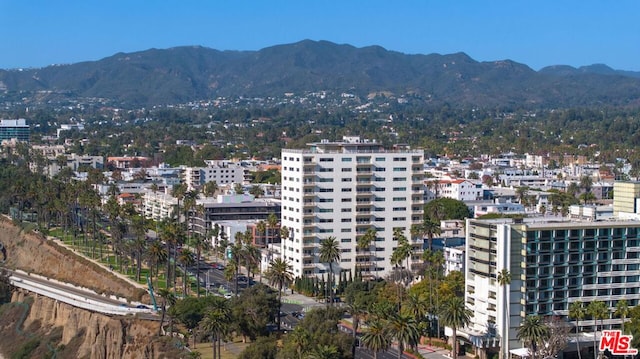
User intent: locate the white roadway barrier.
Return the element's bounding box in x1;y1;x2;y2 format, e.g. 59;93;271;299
13;270;131;303
9;275;153;316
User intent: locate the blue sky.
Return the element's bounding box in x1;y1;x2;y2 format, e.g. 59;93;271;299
2;1;639;71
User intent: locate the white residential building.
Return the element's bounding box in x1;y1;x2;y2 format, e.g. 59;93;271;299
183;162;245;191
443;245;465;275
280;137;424;278
429;179;483;201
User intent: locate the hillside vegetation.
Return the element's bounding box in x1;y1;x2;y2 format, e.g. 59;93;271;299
1;40;640;107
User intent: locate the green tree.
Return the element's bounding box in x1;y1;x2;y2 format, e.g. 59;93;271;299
357;228;376;278
238;335;278;359
178;248;196;296
424;198;471;221
231;283;278;342
265;257;294;331
147;239;168;289
587;300;609;359
615;299;629;333
388;312;420;359
200;299;231;359
319;236;341;306
361;319;391;359
439;296;472;359
569;301;585;359
288;326;312;359
517;315;550;359
307;344;340;359
157;288;177;336
413;219;441;252
192;232;210;297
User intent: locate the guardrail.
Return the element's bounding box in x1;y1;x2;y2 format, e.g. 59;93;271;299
9;271;153;316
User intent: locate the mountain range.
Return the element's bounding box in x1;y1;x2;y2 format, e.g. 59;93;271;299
1;39;639;108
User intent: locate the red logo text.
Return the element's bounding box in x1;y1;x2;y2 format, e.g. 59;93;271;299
599;330;638;356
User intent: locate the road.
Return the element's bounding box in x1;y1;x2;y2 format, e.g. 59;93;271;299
7;269;156;318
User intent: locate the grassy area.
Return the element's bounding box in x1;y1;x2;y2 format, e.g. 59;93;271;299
192;340;249;359
47;227;210;297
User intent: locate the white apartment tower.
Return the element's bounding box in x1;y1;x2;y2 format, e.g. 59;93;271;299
280;137;425;279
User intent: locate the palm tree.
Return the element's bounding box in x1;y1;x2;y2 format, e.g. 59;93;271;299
319;236;341;306
130;214;148;282
357;227;376;278
147;239;167;289
178;248;195;296
307;344;340;359
171;183;187;223
200;300;231;359
256;220;267;247
615;299;629;333
569;301;585;359
265;257;293;331
391;228;412;307
413;220;441;251
156;288;176;336
497;268;511;359
266;212;279;261
404;292;429;350
587;300;609;359
203;181;218;197
440;296;473;359
288;326;311;359
517;315;549;359
192;232;210;297
361;319;392;359
346;298;367;358
389;312;420;359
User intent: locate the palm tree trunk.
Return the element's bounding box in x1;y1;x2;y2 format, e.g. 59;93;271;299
158;302;166;336
196;249;201;297
328;262;334;306
211;333;218;359
452;329;457;359
277;285;283;331
576;318;582;359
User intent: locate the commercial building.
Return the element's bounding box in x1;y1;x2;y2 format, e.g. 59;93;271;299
0;119;30;143
463;216;640;359
280;136;424;278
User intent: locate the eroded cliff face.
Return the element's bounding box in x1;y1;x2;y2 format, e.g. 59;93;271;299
0;218;146;302
3;290;183;359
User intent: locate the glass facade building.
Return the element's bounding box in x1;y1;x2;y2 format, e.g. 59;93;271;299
464;218;640;357
0;119;30;142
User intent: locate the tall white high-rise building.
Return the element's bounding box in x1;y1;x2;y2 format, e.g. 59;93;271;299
280;137;424;279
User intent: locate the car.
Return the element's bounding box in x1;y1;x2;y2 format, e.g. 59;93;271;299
216;263;225;270
135;304;150;309
119;303;129;308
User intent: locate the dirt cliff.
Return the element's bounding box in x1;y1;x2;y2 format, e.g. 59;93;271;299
0;290;184;359
0;218;185;358
0;218;146;301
